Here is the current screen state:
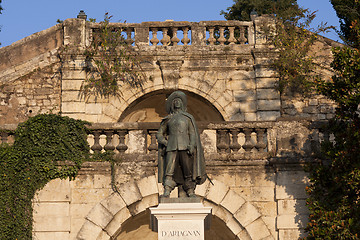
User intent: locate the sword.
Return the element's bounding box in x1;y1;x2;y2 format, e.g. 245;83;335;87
206;174;214;186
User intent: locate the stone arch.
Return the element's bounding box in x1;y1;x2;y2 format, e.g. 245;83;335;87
118;89;225;122
107;82;235;122
76;177;273;240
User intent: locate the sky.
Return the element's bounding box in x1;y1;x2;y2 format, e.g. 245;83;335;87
0;0;341;48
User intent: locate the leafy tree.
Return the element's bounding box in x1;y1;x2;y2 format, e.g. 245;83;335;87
304;6;360;239
271;9;331;95
221;0;301;21
223;0;331;95
331;0;360;48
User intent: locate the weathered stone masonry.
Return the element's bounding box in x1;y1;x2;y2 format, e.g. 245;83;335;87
0;14;342;240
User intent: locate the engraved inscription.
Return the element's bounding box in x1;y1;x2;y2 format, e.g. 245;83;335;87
161;230;201;237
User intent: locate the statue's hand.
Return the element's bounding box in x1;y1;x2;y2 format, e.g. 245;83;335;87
187;145;195;155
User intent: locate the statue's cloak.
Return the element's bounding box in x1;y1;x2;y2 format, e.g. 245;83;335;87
157;111;206;186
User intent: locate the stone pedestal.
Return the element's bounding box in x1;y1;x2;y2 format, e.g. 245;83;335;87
150;198;212;240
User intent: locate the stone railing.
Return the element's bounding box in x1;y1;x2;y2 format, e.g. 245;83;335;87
87;122;271;156
88;20;254;47
0;121;332;161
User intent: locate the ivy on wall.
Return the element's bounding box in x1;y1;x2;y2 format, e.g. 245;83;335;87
0;114;89;239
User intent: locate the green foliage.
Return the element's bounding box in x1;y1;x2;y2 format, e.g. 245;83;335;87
331;0;360;48
0;114;89;239
81;13;144;99
221;0;301;21
305;18;360;239
223;1;331;95
271;9;331;95
305;119;360;239
318;47;360;120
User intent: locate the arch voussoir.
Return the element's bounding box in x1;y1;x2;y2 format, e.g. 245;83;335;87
205;179;230;205
234;202;261;228
77;178;273;240
104;207;132;238
116;180;142;206
136;175;159;198
97;230;111;240
245;217;273;240
220;189;246;214
86;203;113;229
77;220;103;240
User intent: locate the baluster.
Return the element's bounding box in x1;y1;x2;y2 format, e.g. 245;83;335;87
91;130;103;153
148;130;158;153
228;27;237;44
218;27;226;45
171;27;180;45
255;128;267;152
104;130;115;151
125;28;134;45
181;27;190;45
116;130;128;153
160;28;171;46
242;128;254;152
150;28;160;46
238;27;247;44
217;129;228;153
207;27;216;45
229;129;241;152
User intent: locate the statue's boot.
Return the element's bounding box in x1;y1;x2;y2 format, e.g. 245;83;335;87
162;186;172;198
187;188;196;198
162;176;176;198
184;177;196;197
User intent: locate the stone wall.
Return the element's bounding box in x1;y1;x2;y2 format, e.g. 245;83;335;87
0;64;61;125
0;14;342;240
32;158;309;239
0;23;62;125
0;17;338;124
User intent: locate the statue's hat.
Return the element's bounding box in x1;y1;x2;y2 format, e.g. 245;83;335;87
166;91;187;113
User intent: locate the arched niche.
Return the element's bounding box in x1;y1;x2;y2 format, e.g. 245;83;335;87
119;89;224;122
115;210;237;240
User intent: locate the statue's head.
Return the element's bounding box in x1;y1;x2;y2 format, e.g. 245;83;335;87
166;91;187;113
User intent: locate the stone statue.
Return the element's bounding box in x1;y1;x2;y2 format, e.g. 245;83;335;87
157;91;206;198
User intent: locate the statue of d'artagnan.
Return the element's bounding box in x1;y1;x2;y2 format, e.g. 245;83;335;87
156;91;206;198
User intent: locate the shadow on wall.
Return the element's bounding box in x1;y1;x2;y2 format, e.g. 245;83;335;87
118;89;224;122
266;102;329;239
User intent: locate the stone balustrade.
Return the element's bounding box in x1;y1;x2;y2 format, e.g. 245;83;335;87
88;20;254;47
87;122;271;155
0;121;332;160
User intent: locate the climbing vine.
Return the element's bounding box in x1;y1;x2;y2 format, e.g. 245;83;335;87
81;13;145;99
0;114;89;239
